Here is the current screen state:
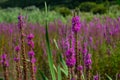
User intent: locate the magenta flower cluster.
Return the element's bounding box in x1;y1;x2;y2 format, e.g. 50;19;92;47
72;16;81;32
1;54;9;67
15;46;20;52
18;15;25;29
66;48;76;68
93;74;99;80
27;33;35;49
27;33;36;73
85;53;92;69
14;46;20;62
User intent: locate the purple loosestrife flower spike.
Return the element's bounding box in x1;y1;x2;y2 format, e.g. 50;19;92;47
65;48;76;68
18;14;28;80
72;16;81;32
1;54;9;67
85;53;92;80
27;33;36;80
85;53;92;69
1;53;9;80
18;15;25;29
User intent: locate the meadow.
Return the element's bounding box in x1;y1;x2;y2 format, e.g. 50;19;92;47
0;3;120;80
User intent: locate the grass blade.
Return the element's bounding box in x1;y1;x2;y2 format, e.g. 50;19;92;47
45;2;56;80
105;73;112;80
38;69;48;80
58;64;62;80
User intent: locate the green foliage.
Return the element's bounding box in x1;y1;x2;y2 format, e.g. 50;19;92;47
79;2;97;12
105;74;113;80
24;6;39;11
0;78;3;80
38;69;49;80
55;7;71;17
45;2;56;80
92;4;107;14
117;0;120;5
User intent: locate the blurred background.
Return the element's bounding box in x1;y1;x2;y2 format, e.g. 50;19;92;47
0;0;119;23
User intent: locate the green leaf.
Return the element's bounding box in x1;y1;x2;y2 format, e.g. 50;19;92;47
53;39;59;50
59;54;68;76
45;2;56;80
38;69;48;80
58;64;62;80
81;72;85;80
105;73;112;80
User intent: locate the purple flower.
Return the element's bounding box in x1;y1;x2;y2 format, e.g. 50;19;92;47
27;33;34;40
1;54;9;67
33;66;37;73
14;57;20;62
72;16;81;32
1;54;7;60
82;48;87;54
18;15;25;29
65;48;76;67
15;46;20;52
93;74;99;80
85;59;92;65
18;15;23;20
65;48;75;58
66;56;76;68
28;40;34;48
28;50;35;57
77;65;83;71
85;53;92;69
86;54;91;59
31;57;36;63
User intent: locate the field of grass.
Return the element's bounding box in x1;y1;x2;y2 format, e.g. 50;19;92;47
0;4;120;80
0;5;119;23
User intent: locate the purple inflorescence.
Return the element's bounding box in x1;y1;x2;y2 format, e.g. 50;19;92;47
72;16;81;32
27;33;34;40
18;15;25;29
28;50;35;57
28;40;34;48
85;53;92;69
66;48;76;68
15;46;20;52
14;57;20;62
1;54;9;67
27;33;35;49
31;57;36;63
93;74;99;80
77;65;83;71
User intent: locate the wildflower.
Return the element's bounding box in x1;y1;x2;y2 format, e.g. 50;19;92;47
1;54;9;67
72;16;81;32
28;50;35;57
28;40;34;48
14;57;20;62
85;53;92;69
15;46;20;52
93;74;99;80
27;33;34;40
65;48;76;68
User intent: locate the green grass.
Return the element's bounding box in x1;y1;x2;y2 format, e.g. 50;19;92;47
0;5;120;23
